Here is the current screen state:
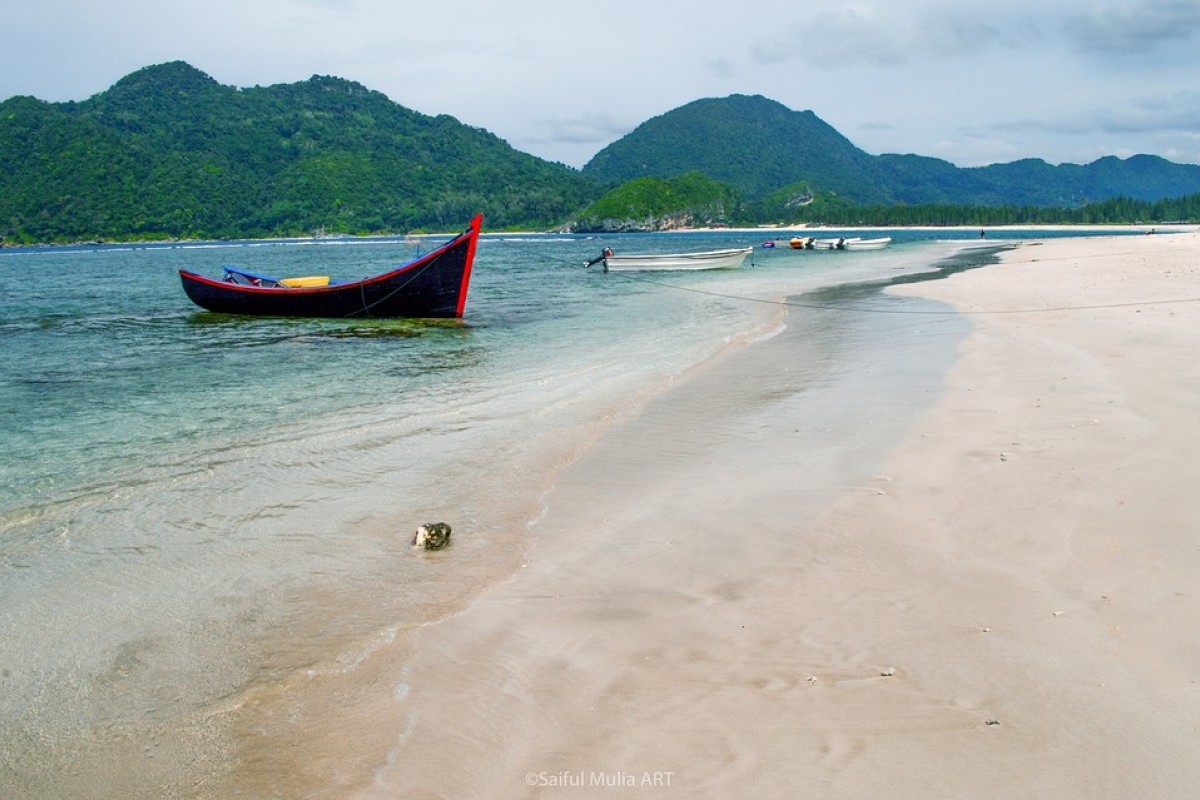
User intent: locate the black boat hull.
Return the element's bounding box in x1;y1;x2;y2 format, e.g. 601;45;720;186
179;215;481;318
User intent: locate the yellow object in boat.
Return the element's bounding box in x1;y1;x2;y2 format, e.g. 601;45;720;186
279;275;330;288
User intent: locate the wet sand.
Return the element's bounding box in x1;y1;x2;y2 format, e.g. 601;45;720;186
350;231;1200;798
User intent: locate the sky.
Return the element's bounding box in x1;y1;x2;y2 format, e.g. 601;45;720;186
3;0;1200;169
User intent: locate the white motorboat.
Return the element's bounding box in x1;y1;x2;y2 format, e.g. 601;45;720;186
842;236;892;251
587;246;753;272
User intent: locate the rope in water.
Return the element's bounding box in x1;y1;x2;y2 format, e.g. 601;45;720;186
601;269;1200;316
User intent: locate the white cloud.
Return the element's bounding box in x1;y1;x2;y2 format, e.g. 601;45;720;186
751;6;1041;68
1066;0;1200;54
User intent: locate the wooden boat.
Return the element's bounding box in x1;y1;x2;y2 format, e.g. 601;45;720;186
179;214;482;318
586;246;753;272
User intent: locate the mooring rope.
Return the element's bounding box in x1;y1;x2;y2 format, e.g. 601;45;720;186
351;260;434;317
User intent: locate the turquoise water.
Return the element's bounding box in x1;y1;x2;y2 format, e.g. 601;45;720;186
0;227;1139;796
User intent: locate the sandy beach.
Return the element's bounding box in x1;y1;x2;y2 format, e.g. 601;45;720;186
323;231;1200;799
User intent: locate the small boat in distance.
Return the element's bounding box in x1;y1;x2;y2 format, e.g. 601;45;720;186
788;236;891;251
585;246;753;272
843;236;892;251
179;215;482;318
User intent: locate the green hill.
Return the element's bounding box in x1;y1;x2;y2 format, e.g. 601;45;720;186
0;61;599;244
582;94;1200;209
572;172;746;231
583;95;888;203
3;68;1198;244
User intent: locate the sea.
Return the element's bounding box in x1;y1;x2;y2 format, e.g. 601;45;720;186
0;225;1144;797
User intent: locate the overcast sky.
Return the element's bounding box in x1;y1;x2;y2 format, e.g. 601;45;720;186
3;0;1199;169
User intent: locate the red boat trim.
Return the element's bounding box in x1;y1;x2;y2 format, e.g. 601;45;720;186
455;214;483;318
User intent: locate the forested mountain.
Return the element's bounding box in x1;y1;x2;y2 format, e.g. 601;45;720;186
0;62;599;244
571;172;748;231
2;66;1198;244
582;95;1200;208
583;95;888;202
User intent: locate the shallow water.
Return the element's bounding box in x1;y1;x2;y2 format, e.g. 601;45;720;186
0;227;1123;796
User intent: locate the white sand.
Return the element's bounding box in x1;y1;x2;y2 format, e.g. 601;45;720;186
333;231;1200;798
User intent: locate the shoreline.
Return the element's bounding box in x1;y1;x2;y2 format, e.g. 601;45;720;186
662;223;1199;234
277;231;1200;796
3;223;1195;252
339;250;973;797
